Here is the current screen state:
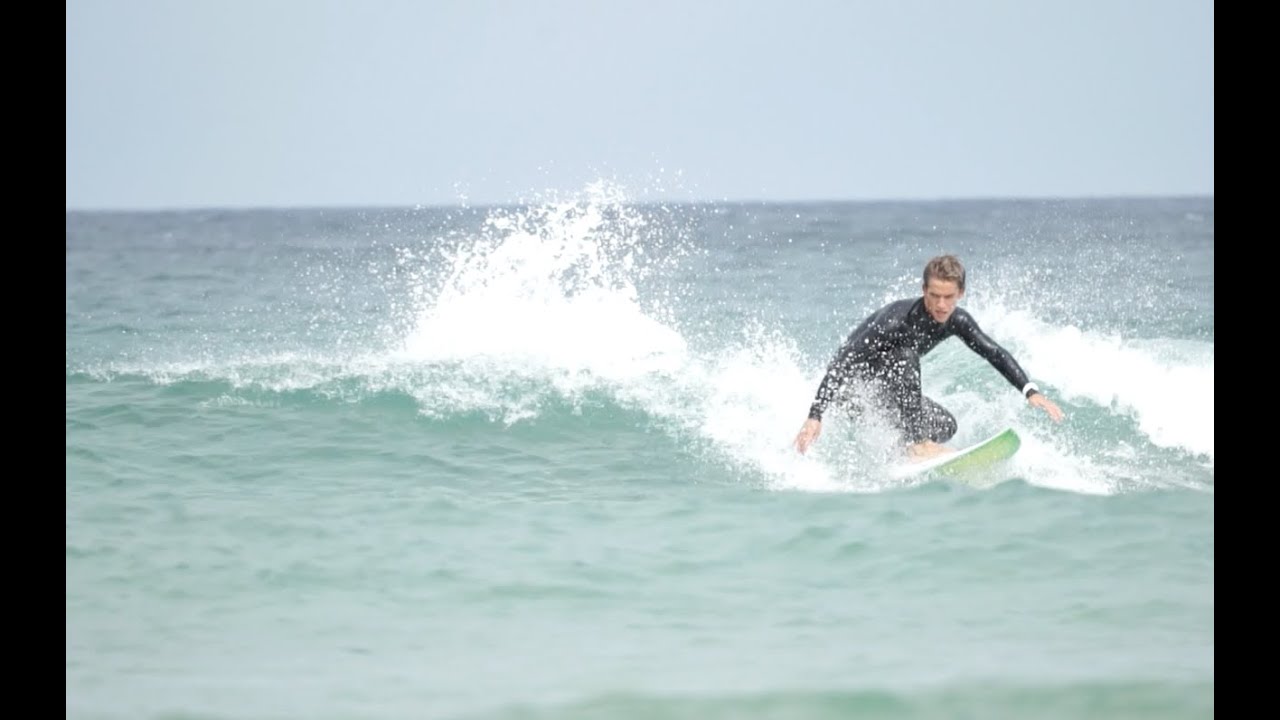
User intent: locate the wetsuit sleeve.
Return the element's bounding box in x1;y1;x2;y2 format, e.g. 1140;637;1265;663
952;312;1032;393
807;343;859;421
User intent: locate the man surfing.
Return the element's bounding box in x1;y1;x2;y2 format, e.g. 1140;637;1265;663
792;255;1064;459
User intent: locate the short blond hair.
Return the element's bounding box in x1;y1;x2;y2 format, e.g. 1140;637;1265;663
923;255;966;292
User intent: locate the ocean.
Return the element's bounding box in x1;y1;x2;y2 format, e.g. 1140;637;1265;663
66;186;1213;719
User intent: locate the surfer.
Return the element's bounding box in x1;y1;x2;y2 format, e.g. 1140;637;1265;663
792;255;1064;459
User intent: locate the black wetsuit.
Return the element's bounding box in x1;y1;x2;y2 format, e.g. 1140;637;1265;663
807;298;1033;445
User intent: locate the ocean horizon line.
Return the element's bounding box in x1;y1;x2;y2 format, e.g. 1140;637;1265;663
65;192;1213;216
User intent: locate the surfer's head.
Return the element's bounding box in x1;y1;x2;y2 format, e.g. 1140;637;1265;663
922;255;965;324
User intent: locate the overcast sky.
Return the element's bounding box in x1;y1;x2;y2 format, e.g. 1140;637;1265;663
66;0;1213;210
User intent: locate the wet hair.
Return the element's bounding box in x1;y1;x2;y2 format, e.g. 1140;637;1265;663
923;255;966;292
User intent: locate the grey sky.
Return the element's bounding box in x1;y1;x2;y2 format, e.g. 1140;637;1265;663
66;0;1213;210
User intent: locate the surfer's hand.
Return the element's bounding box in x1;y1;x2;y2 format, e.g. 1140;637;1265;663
793;419;822;454
1029;393;1064;422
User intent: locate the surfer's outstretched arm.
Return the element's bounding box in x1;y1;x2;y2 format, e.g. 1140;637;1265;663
793;418;822;454
951;310;1064;423
794;335;864;454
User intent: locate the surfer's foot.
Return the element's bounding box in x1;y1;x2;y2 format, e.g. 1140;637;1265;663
906;441;954;461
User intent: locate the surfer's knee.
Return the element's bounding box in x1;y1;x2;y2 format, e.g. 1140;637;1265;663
932;415;957;443
925;407;957;443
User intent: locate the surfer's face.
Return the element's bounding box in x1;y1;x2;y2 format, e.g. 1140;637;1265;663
923;278;963;324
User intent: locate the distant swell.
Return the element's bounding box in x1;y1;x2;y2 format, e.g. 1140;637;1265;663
65;368;676;432
455;681;1213;720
